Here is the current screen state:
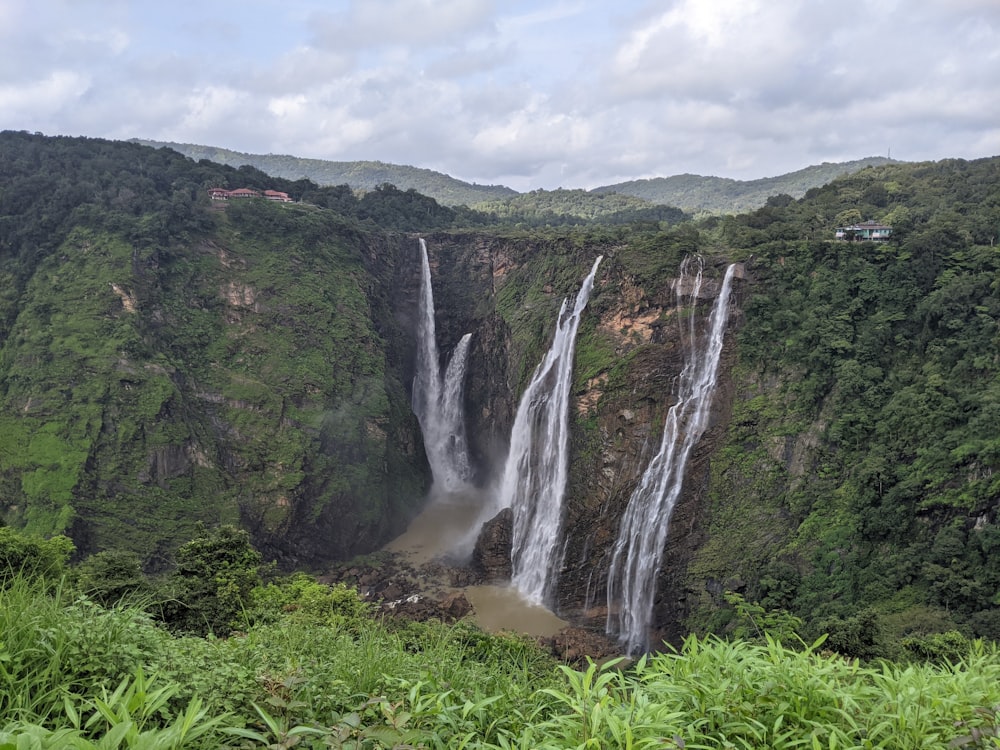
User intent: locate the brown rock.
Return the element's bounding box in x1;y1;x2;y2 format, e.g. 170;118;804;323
471;507;513;582
539;626;622;666
441;591;473;619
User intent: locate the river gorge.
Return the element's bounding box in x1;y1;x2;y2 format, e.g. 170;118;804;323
365;235;747;651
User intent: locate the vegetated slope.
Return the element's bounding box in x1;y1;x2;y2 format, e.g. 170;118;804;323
0;131;430;567
4;552;1000;750
132;139;519;207
593;156;897;214
685;157;1000;648
471;187;689;226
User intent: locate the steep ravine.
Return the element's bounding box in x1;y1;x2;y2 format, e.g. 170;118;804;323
407;233;747;643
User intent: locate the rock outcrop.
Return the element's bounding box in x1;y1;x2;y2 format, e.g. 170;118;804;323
471;507;513;582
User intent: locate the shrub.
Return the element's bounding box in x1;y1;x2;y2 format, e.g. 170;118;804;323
74;549;150;606
0;526;74;587
157;525;262;636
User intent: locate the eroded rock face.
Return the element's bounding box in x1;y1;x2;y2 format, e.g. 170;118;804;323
555;264;746;647
410;235;746;646
471;507;513;582
383;590;473;623
538;626;620;666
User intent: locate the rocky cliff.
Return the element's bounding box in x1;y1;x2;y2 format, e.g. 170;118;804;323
0;200;429;569
411;231;746;643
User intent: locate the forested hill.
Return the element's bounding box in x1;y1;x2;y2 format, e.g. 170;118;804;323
132;139;518;207
685;155;1000;648
136;137;891;216
0;130;473;564
593;156;896;214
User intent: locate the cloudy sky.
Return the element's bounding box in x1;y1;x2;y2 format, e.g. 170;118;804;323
2;0;999;191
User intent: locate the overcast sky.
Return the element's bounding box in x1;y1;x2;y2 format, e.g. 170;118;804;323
2;0;999;191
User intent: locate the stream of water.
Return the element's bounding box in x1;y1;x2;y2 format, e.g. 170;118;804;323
412;238;473;492
496;256;603;606
606;258;737;653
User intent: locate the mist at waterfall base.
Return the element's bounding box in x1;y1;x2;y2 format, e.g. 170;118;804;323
606;258;737;654
384;491;566;636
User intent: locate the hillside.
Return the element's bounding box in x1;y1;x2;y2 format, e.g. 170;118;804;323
470;187;689;226
135;138;892;216
681;156;1000;646
2;131;998;656
593;156;897;214
132;139;518;207
0;131;437;566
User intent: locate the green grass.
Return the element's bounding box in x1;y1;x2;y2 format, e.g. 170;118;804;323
2;569;1000;749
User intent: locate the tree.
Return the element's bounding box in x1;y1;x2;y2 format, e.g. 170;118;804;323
0;526;74;588
159;525;262;636
75;549;150;606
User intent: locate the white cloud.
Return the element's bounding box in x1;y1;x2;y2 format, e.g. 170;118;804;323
310;0;498;51
2;0;998;190
0;71;91;121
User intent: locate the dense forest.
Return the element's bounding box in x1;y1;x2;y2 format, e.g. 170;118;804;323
2;130;1000;747
684;157;1000;651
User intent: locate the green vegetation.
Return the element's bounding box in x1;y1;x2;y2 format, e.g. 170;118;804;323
132;139;519;207
687;156;1000;649
472;188;689;227
0;588;997;749
3;518;1000;749
0;130;429;564
594;157;896;215
136;138;892;218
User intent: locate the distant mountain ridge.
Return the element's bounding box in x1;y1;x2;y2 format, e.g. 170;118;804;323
135;139;895;214
590;157;898;214
131;140;518;207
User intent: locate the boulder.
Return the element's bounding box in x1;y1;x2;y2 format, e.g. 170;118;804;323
471;507;513;582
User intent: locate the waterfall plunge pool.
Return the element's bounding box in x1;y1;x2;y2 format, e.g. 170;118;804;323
384;488;566;638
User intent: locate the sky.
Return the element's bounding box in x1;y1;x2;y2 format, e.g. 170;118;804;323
2;0;999;192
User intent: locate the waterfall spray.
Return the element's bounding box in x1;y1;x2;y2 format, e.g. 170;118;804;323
606;257;736;653
412;239;472;492
494;256;603;605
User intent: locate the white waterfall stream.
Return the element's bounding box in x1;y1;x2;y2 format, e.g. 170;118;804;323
606;257;736;653
412;239;473;492
496;256;603;606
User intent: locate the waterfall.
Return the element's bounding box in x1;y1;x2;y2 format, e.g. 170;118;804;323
606;257;736;653
496;256;603;606
412;239;473;492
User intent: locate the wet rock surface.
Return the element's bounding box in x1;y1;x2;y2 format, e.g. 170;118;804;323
538;627;621;666
321;552;475;624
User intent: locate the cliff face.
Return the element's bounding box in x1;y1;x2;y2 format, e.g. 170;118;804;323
412;233;746;641
0;203;429;569
557;260;747;645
